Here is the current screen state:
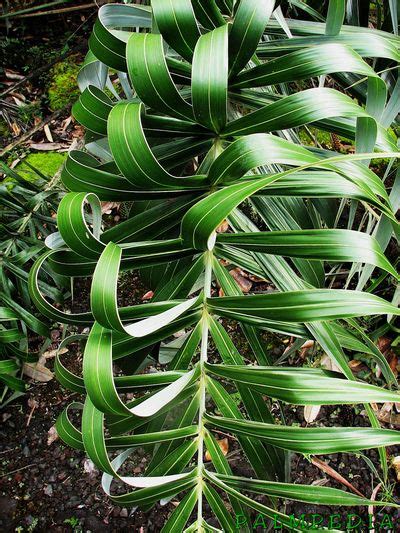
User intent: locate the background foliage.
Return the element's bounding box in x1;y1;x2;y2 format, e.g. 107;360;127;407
0;162;64;404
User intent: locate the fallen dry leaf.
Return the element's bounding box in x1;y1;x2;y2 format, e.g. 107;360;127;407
47;425;59;446
41;347;68;360
380;402;394;415
304;405;321;423
311;478;329;486
173;330;186;338
26;398;38;427
12;96;25;107
374;407;400;427
392;456;400;481
368;483;382;533
311;457;365;498
348;359;365;371
205;438;228;461
10;92;26;101
23;362;54;382
28;142;65;151
376;337;395;379
388;352;398;375
216;220;229;233
101;201;120;214
5;69;24;80
299;339;314;359
377;336;392;353
10;158;21;169
83;458;97;478
72;124;85;138
141;290;154;300
61;116;73;132
44;124;53;143
320;354;343;374
248;274;266;283
27;398;38;409
11;122;21;136
229;268;252;293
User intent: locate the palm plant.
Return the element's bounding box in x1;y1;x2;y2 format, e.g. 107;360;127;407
0;162;63;402
30;0;400;529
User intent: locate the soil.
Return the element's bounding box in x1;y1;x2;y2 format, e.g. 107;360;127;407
2;338;400;532
1;266;400;532
0;226;398;532
0;372;177;532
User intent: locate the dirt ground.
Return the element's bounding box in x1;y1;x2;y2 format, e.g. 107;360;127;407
2;367;400;532
1;277;400;532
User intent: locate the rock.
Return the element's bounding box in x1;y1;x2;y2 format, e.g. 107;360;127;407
67;496;80;507
120;508;128;518
22;445;30;457
25;515;35;526
83;458;97;478
47;425;59;446
44;484;53;496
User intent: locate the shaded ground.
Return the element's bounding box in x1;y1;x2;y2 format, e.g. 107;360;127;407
1;274;400;531
2;367;400;531
0;374;175;532
0;272;172;532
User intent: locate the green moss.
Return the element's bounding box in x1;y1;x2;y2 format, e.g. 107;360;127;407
298;126;359;151
15;152;66;182
0;119;9;138
298;127;333;149
47;56;81;111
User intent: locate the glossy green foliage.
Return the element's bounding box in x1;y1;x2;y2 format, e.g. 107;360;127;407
31;1;400;530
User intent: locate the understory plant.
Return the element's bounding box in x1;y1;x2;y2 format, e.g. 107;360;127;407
30;1;400;530
0;161;63;403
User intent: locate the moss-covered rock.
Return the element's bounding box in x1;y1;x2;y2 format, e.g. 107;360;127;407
48;56;81;111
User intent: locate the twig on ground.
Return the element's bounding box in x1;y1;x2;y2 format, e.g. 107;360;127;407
0;109;64;158
3;1;110;20
1;463;35;478
311;457;366;498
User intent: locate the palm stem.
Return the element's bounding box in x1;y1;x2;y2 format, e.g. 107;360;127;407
196;249;213;529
